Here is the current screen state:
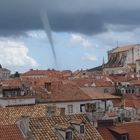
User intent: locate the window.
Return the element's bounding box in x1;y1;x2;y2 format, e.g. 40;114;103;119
68;105;73;114
66;131;72;140
80;104;85;112
80;125;85;134
104;89;108;93
96;102;100;109
118;82;121;86
132;89;134;94
45;82;51;92
83;73;86;75
121;89;125;94
122;135;128;140
11;91;15;97
47;106;56;116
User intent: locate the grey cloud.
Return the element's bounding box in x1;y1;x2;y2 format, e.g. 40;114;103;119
1;0;140;36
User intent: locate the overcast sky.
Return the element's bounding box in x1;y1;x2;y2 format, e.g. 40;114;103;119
0;0;140;72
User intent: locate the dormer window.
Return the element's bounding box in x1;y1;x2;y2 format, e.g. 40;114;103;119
66;131;73;140
122;135;128;140
109;127;128;140
70;119;85;135
80;124;85;134
55;124;73;140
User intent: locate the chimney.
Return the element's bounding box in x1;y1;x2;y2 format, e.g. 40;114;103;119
45;82;52;92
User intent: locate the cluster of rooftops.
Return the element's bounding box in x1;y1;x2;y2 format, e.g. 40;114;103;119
2;45;140;140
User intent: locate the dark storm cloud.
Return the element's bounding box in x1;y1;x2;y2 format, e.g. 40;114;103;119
1;0;140;36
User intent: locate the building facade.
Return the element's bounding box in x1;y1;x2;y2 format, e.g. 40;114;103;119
0;65;11;80
103;44;140;75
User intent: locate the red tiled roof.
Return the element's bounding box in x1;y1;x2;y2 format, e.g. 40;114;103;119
112;122;140;140
98;121;140;140
29;114;104;140
123;94;138;100
130;80;140;85
0;105;50;125
62;70;72;75
71;78;93;87
35;81;91;103
0;79;21;88
98;128;115;140
34;79;119;103
94;79;113;87
81;87;120;100
114;99;140;108
108;76;127;82
24;77;59;85
109;127;128;134
71;78;113;87
23;69;61;76
0;124;26;140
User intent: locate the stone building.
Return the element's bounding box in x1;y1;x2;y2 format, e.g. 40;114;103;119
0;64;11;79
103;44;140;75
136;59;140;73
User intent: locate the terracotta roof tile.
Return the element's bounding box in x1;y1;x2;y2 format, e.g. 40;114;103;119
0;105;57;125
0;79;21;88
109;127;128;134
114;99;140;108
35;81;91;103
99;121;140;140
98;128;115;140
130;80;140;85
29;114;104;140
23;69;61;76
108;76;127;82
35;79;119;103
81;87;120;100
0;124;26;140
94;79;113;87
112;122;140;140
71;78;94;87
